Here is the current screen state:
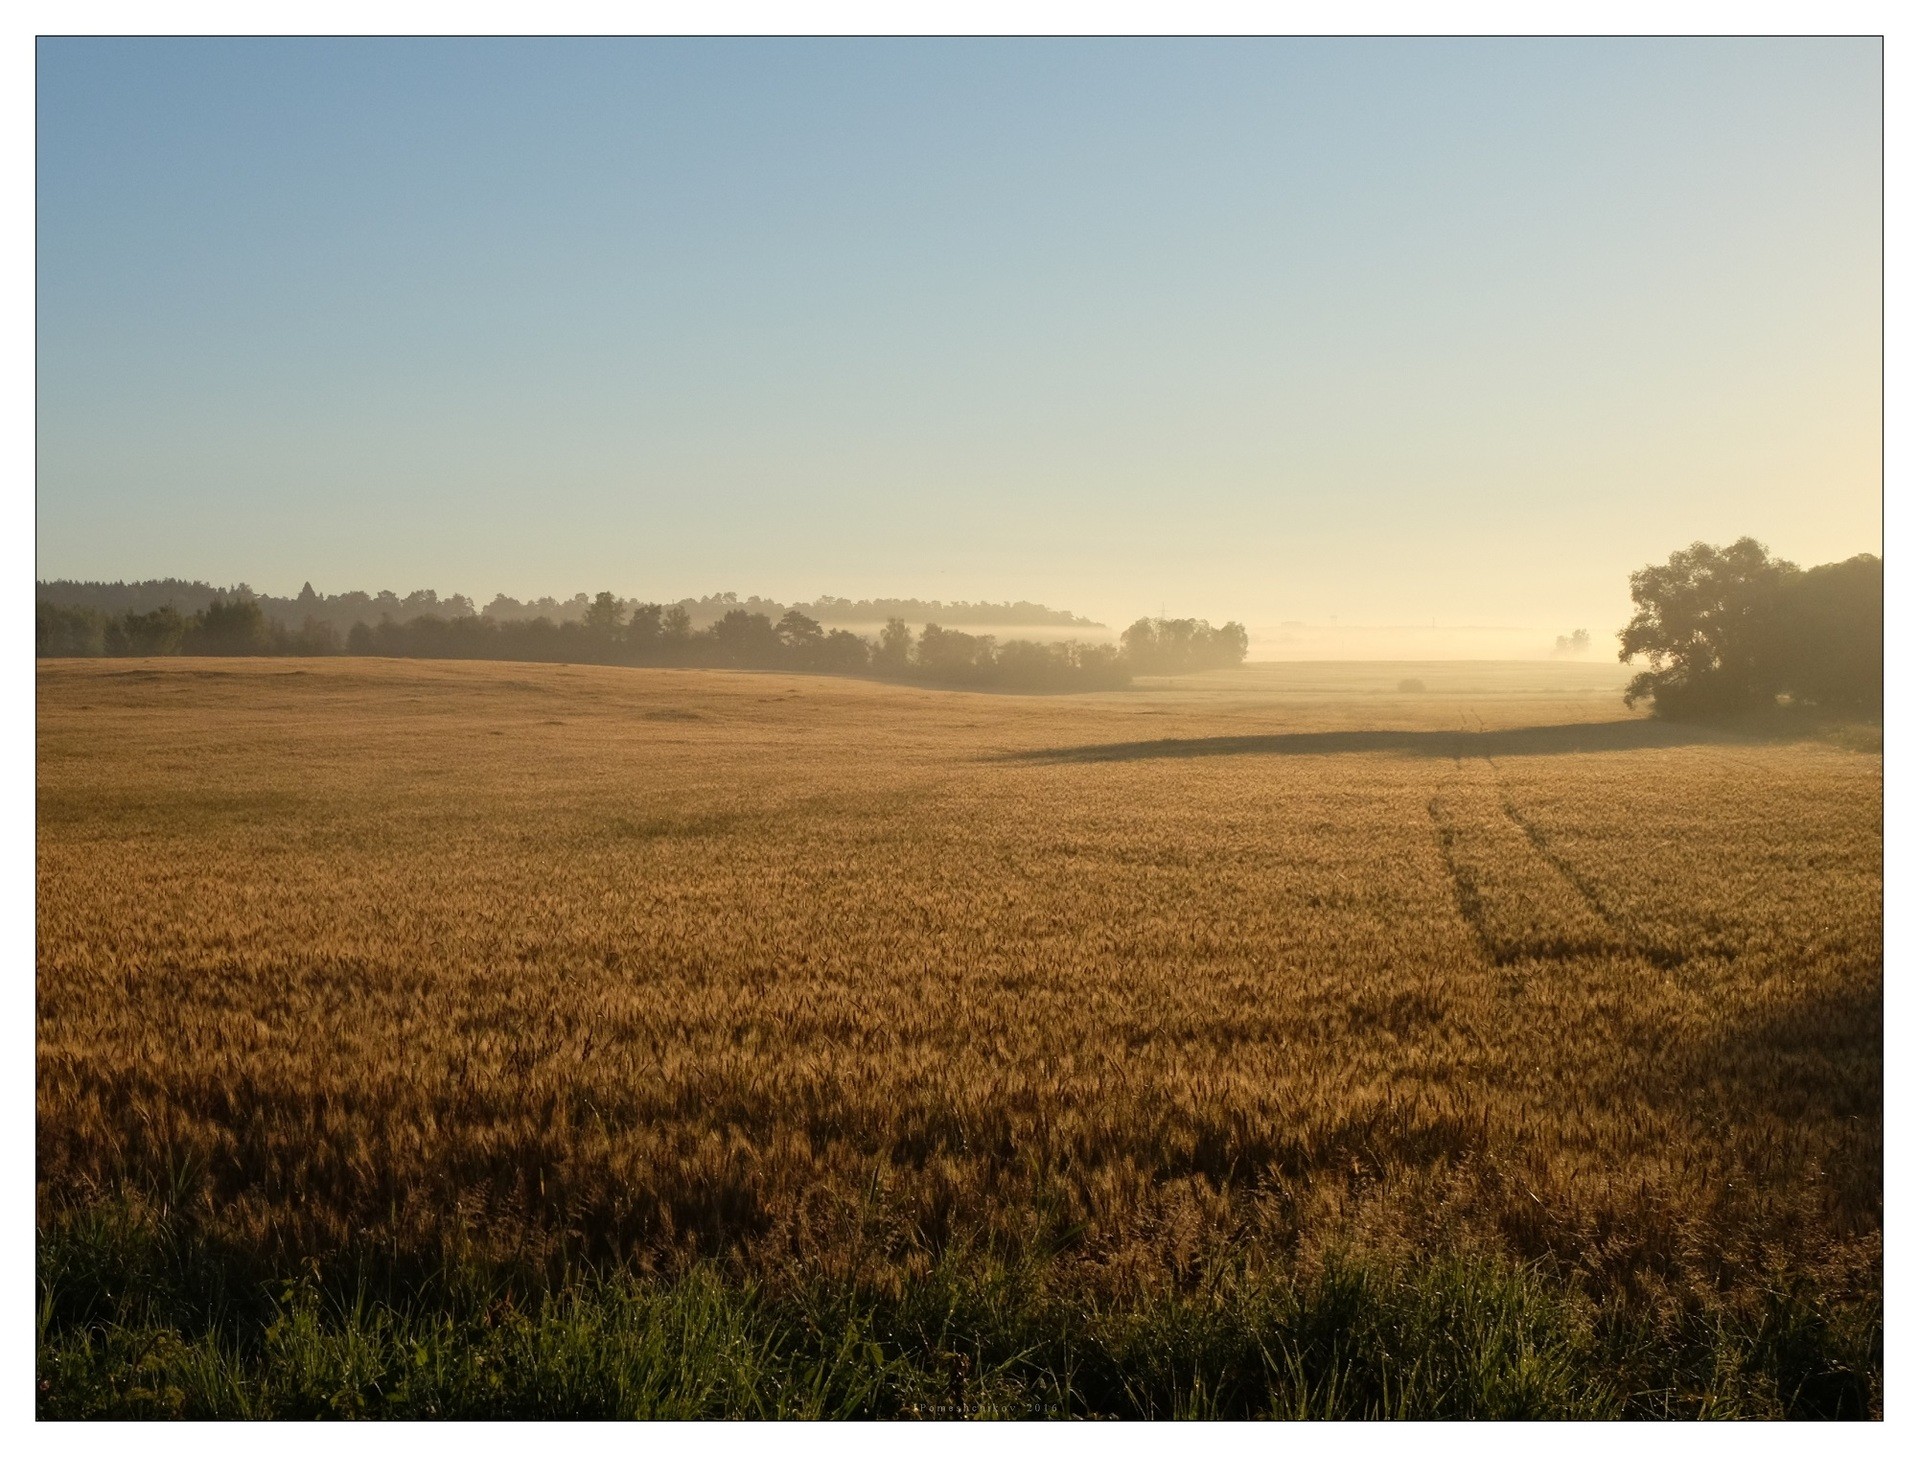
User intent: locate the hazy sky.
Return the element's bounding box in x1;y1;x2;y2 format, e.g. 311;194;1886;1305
36;37;1880;650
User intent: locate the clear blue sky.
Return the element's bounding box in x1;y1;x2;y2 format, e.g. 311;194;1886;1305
36;37;1880;648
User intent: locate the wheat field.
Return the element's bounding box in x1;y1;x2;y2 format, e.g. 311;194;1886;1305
35;656;1881;1414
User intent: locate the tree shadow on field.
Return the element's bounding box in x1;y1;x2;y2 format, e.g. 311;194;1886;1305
1500;969;1883;1287
1707;972;1883;1260
997;714;1844;765
1648;973;1881;1151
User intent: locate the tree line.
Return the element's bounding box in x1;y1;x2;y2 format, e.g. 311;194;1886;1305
37;592;1249;693
1619;539;1880;716
40;539;1878;711
34;579;1103;636
36;599;343;658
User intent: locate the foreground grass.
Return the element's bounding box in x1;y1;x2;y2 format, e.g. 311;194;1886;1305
38;1204;1877;1420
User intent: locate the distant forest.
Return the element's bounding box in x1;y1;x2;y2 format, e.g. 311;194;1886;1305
34;580;1102;635
36;581;1246;692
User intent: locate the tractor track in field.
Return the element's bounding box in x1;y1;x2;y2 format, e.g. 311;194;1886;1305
1427;722;1683;970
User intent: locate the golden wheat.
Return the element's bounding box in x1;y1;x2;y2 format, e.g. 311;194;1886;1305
36;657;1880;1311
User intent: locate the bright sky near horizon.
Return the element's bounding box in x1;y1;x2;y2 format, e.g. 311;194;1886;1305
36;37;1881;656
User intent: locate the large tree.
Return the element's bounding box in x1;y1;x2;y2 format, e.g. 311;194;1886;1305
1777;553;1883;711
1619;538;1797;714
1619;538;1881;716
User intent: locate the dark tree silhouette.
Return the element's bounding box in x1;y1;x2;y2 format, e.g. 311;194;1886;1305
775;610;826;665
818;628;872;673
626;603;664;654
1619;538;1795;714
186;598;274;655
708;609;781;667
35;582;1133;691
581;591;627;644
1120;617;1250;674
1620;539;1880;716
1776;554;1882;711
874;618;913;672
915;623;996;681
108;607;188;656
36;603;107;656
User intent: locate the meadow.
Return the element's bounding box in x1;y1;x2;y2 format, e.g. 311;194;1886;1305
35;656;1881;1417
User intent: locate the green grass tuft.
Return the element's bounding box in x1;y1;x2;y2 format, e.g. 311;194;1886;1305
37;1203;1877;1419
